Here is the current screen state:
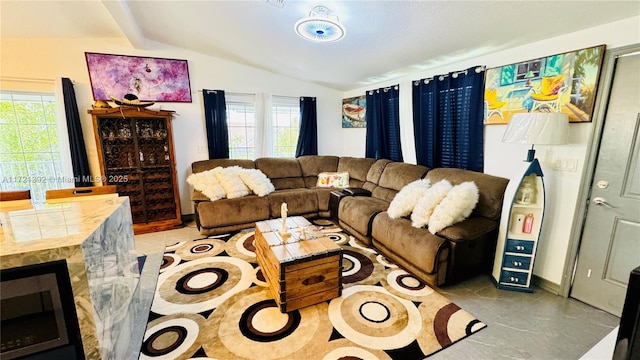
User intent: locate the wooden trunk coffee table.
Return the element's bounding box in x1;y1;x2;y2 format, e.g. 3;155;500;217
254;216;342;312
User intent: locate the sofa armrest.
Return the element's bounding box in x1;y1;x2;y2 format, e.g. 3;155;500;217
191;189;209;203
435;217;498;243
343;187;371;197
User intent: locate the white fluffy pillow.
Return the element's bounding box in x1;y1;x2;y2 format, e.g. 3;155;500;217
428;181;479;234
387;179;431;219
239;169;275;197
411;180;453;228
186;169;226;201
213;166;250;199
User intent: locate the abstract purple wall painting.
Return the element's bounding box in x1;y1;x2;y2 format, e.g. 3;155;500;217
85;52;192;102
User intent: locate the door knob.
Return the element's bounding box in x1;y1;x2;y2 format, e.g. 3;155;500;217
592;197;614;208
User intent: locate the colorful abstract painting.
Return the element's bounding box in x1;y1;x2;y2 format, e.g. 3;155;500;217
342;95;366;128
85;52;192;102
484;45;605;124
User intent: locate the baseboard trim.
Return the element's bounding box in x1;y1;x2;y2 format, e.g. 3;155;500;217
532;274;561;295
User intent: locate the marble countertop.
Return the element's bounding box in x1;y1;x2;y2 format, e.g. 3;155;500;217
0;197;128;256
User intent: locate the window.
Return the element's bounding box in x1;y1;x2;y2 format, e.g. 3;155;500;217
0;91;68;203
226;95;256;160
271;96;300;158
225;94;299;159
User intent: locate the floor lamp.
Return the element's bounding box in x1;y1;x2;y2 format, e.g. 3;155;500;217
492;112;569;292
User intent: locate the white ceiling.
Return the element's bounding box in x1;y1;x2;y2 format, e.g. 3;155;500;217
2;1;639;91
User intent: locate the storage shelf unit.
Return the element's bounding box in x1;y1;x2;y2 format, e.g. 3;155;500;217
89;107;182;234
492;159;545;292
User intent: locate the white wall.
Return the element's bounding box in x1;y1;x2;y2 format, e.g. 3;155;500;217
0;38;344;214
2;16;638;285
340;16;640;285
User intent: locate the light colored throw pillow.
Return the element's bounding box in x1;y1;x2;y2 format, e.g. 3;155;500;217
186;168;226;201
428;181;479;234
239;168;275;197
317;172;349;188
213;166;250;199
411;179;453;228
387;178;431;219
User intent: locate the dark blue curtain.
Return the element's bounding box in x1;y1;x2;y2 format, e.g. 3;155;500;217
203;89;229;159
412;66;485;171
295;96;317;157
61;78;91;187
365;86;403;161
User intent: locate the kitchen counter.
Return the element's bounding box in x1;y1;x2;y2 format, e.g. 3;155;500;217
1;197;140;359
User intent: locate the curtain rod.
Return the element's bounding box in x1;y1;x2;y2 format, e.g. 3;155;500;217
0;76;75;84
1;76;55;84
413;66;486;85
197;90;298;99
367;84;399;94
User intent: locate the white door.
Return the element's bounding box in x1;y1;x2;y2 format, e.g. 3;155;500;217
570;51;640;316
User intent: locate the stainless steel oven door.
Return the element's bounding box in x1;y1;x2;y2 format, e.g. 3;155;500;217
1;272;70;359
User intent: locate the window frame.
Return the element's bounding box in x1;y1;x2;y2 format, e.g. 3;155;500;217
224;93;300;159
0;87;73;203
271;96;300;158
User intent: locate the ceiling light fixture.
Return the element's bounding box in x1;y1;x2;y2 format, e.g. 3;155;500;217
294;5;346;43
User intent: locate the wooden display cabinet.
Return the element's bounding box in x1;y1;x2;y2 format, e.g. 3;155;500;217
89;107;182;234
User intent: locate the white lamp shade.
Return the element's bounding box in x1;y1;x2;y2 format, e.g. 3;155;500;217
502;112;569;145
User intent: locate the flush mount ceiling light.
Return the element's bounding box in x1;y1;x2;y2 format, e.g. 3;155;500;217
294;5;346;43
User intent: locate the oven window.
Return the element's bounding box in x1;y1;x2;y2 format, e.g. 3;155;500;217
1;291;61;352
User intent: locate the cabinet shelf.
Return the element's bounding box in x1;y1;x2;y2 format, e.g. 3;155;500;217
512;203;542;209
90;108;182;235
507;233;537;241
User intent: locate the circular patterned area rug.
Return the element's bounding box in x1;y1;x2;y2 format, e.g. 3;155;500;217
141;226;485;360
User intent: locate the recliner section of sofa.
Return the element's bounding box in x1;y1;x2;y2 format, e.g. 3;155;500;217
190;155;508;287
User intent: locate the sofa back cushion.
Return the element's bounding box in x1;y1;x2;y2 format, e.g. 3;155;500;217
362;159;392;192
425;168;509;220
297;155;339;187
192;159;255;173
337;157;377;188
372;162;429;202
255;157;305;190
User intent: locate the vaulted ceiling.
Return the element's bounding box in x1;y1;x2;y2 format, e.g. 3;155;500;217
2;1;638;90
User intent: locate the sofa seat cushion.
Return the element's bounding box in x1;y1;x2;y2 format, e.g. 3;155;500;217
198;195;269;228
435;217;498;243
339;196;388;237
371;212;448;274
268;189;318;217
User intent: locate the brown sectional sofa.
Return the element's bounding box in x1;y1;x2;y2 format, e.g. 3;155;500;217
190;156;509;287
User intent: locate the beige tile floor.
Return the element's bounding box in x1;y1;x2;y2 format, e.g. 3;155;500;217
134;222;620;359
134;221;202;255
